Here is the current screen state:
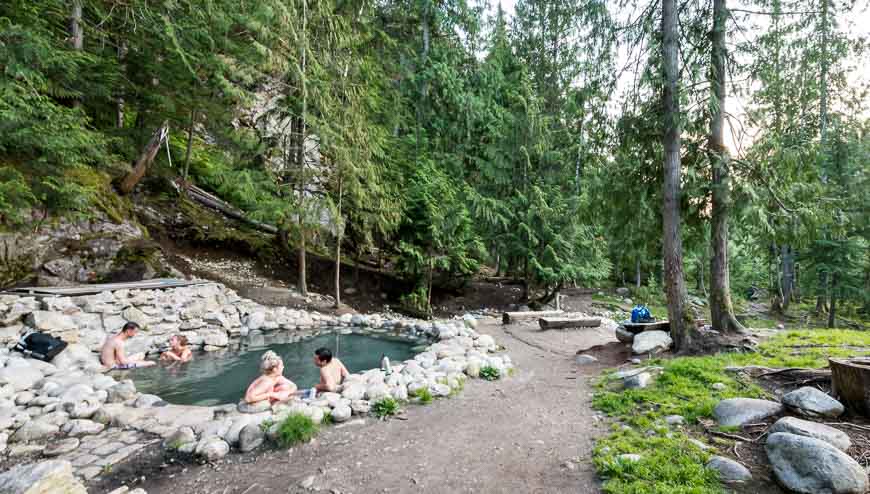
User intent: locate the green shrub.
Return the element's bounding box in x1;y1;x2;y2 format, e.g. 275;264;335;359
372;397;399;418
480;365;501;381
411;387;433;404
275;413;318;447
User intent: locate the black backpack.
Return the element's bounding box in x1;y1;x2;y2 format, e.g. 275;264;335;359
13;331;68;362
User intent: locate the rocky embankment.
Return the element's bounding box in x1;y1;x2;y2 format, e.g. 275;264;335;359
0;282;513;492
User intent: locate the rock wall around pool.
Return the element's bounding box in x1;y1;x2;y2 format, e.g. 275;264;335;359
0;281;514;477
0;281;454;356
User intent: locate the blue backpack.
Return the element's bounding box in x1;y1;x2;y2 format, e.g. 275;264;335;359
631;305;652;323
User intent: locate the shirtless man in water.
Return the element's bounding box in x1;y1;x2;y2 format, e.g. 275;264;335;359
313;347;348;393
100;322;156;369
245;351;297;405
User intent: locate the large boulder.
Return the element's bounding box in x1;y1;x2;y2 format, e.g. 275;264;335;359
615;326;635;343
195;436;230;462
765;432;868;494
0;367;43;391
25;312;76;332
0;460;87;494
706;455;752;483
238;422;265;453
106;381;137;403
631;331;673;355
782;387;845;418
769;417;851;452
10;420;59;442
713;398;783;427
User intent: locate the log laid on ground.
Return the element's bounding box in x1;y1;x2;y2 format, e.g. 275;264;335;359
175;179;278;235
119;120;169;194
539;317;601;330
502;310;563;324
830;358;870;417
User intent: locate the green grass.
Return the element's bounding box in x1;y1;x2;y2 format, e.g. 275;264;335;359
592;328;870;493
594;427;719;494
480;365;501;381
411;387;434;404
372;397;400;419
274;413;319;447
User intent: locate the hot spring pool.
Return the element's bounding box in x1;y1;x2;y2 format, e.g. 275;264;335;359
129;331;426;406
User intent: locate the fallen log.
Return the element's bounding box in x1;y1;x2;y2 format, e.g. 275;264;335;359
175;179;278;235
502;310;563;324
539;317;601;330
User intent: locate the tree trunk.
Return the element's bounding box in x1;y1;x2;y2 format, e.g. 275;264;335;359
828;272;837;328
334;176;343;309
635;258;642;289
780;245;795;311
70;0;83;109
297;0;308;297
707;0;744;334
116;42;126;128
118;121;168;194
662;0;696;351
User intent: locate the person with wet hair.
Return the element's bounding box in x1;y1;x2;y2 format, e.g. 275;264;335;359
313;347;348;394
160;334;192;362
244;350;297;404
100;322;156;370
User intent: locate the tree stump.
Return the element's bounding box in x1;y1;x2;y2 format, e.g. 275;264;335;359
830;358;870;417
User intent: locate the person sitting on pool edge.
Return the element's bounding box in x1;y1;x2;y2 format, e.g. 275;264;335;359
313;347;348;394
160;334;192;363
244;350;297;405
100;322;156;370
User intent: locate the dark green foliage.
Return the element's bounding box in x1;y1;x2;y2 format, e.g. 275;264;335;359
372;397;400;419
275;413;319;447
479;365;500;381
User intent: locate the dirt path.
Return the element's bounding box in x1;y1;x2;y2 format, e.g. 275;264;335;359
125;319;613;494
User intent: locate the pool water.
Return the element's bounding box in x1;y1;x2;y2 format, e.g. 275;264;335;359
130;331;424;406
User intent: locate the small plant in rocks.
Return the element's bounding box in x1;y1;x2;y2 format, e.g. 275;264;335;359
411;387;434;404
480;365;501;381
372;397;400;419
276;413;319;447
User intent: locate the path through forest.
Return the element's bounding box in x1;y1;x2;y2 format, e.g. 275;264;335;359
127;319;615;493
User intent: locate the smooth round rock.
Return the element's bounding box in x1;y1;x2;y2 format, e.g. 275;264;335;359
782;387;845;418
713;398;783;427
43;437;81;457
769;417;851;452
765;432;868;494
706;455;752;483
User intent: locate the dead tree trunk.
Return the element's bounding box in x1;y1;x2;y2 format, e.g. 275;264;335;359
662;0;696;351
828;273;837;328
118;121;168;195
708;0;744;334
334;176;343;309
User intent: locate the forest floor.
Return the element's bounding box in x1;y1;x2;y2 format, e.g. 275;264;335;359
99;317;623;494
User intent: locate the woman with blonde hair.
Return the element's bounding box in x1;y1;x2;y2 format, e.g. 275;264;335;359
160;335;192;362
244;350;297;405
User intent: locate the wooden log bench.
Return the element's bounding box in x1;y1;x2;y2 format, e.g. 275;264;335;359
539;317;601;330
502;310;564;324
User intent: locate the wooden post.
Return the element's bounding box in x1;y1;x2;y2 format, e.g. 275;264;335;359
118;121;168;195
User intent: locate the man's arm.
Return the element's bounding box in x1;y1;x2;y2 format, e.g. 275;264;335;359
114;342;130;366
